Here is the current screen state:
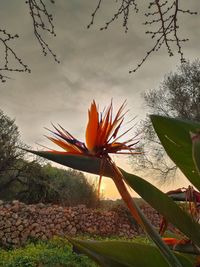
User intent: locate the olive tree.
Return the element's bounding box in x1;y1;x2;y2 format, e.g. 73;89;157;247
132;60;200;181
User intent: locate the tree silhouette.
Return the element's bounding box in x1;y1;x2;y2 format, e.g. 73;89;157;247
131;60;200;182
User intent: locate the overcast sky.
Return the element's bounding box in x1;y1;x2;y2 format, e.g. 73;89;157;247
0;0;199;199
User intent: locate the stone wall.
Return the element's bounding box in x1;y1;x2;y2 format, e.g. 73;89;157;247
0;200;160;247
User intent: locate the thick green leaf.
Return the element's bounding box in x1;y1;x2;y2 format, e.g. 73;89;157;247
25;150;114;177
150;115;200;190
123;171;200;248
113;189;182;267
27;149;200;249
70;239;194;267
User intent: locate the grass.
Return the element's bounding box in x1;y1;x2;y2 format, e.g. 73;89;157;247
0;237;97;267
0;235;154;267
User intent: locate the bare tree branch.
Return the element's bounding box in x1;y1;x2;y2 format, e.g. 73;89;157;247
88;0;139;33
89;0;198;73
0;28;30;82
0;1;198;82
0;0;59;83
25;0;59;63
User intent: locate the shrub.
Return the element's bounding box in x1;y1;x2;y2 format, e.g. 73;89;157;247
0;237;97;267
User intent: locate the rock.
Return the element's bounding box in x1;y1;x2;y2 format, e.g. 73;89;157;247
18;225;24;232
12;200;20;205
0;201;161;247
12;213;18;219
69;227;77;235
37;203;46;208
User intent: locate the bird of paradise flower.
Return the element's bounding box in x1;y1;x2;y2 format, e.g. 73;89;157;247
46;100;140;156
45;100;141;204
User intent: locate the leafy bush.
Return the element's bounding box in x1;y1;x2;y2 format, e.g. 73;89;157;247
39;164;98;207
0;110;98;206
0;237;97;267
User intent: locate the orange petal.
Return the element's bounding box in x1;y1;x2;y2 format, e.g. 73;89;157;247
85;101;99;152
47;136;82;154
106;101;127;142
97;103;112;146
162;237;179;245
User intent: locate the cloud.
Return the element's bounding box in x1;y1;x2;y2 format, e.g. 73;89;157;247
0;0;199;198
0;0;199;137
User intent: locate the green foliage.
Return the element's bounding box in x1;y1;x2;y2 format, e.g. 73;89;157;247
26;155;181;266
123;170;200;248
26;96;200;266
0;157;98;206
0;110;45;202
132;60;200;181
0;237;97;267
39;164;98;207
0;109;20;172
23;163;98;206
0;109;26;199
70;239;193;267
151;115;200;190
28;114;200;266
0;110;98;206
29;149;200;247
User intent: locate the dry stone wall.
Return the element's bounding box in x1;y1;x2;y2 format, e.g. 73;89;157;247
0;200;161;247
